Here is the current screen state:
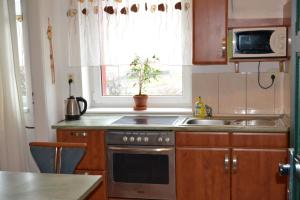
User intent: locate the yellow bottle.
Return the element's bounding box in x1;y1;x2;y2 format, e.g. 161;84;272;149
194;96;206;118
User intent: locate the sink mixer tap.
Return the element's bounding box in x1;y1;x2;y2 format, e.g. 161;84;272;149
205;105;213;118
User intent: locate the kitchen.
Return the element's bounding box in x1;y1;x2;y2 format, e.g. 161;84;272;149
0;0;299;200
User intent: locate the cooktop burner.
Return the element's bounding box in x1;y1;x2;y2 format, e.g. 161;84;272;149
112;116;180;125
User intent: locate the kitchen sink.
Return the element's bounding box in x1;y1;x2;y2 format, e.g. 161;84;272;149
230;119;278;126
181;117;280;127
183;118;231;126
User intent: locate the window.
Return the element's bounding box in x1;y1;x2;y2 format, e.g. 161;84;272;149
69;0;192;108
15;0;28;109
101;65;183;96
89;65;191;108
13;0;34;124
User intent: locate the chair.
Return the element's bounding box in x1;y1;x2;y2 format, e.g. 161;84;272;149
29;142;87;174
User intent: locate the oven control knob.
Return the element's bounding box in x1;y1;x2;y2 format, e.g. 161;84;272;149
122;136;128;142
144;137;149;142
137;137;142;142
165;137;170;143
158;137;163;143
129;136;135;142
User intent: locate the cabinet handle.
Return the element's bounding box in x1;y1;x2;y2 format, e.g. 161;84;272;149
232;156;238;173
224;154;230;172
70;132;87;137
221;39;226;58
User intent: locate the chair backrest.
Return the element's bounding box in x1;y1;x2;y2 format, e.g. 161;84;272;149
29;142;87;174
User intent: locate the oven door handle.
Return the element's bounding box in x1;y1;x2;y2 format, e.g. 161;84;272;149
108;146;174;153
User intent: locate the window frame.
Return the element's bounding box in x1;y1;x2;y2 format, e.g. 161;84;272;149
85;66;192;108
10;0;35;125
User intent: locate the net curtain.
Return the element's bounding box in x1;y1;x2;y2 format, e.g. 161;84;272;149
67;0;192;67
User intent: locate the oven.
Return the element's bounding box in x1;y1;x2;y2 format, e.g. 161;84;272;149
106;130;176;200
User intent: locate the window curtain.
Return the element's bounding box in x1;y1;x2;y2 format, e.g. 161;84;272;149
0;0;29;171
67;0;192;67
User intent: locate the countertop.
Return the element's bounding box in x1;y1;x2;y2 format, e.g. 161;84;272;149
52;114;290;133
0;171;102;200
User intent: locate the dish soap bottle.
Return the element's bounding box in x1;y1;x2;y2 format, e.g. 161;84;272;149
194;96;206;118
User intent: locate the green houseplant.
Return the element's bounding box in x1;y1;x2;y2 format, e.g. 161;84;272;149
128;55;161;110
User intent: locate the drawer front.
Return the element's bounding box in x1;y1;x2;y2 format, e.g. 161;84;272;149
57;129;106;170
232;132;288;148
75;170;107;200
176;132;230;147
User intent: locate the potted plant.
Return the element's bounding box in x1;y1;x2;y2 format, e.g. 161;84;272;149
128;55;161;110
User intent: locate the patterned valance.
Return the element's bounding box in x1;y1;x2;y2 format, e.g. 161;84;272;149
67;1;190;17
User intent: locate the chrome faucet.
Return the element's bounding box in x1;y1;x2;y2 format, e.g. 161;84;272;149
205;105;213;118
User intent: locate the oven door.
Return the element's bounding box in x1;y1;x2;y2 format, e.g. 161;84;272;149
107;146;175;200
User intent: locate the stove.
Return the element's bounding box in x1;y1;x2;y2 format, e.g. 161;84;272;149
112;115;180;126
106;130;176;200
106;130;175;146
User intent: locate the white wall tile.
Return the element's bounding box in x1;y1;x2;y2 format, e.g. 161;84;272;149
192;73;219;114
246;72;275;114
219;73;246;114
192;71;286;115
274;72;284;114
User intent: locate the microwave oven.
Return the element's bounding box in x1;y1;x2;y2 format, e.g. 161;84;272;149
232;27;287;58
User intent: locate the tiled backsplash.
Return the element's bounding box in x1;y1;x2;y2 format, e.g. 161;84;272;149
192;72;287;115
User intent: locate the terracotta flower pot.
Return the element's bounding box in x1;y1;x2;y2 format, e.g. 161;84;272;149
133;94;148;110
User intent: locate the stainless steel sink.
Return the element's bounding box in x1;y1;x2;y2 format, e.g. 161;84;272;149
230;119;278;126
181;117;279;127
183;118;231;126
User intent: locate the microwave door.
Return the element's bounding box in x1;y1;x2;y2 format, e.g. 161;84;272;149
235;30;274;54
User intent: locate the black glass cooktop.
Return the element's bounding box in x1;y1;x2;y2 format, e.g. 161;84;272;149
112;116;179;125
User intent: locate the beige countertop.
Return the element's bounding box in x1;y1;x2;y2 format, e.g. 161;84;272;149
52;114;290;133
0;171;102;200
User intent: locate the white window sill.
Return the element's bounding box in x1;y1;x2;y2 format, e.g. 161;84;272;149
87;107;192;115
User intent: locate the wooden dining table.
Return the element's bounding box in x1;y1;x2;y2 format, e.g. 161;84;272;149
0;171;102;200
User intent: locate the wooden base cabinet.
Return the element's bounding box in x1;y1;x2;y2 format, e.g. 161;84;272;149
176;132;288;200
176;148;230;200
57;129;107;200
231;149;288;200
56;129;106;171
176;132;230;200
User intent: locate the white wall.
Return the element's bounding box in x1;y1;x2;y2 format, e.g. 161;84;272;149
26;0;76;140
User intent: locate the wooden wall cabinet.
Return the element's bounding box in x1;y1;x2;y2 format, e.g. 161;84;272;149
57;129;107;200
176;132;288;200
193;0;228;64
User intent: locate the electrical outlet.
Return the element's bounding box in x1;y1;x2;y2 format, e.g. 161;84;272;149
68;74;74;83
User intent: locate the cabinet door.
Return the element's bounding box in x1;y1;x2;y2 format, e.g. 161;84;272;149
193;0;227;64
176;148;230;200
75;170;107;200
231;149;288;200
57;130;106;171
